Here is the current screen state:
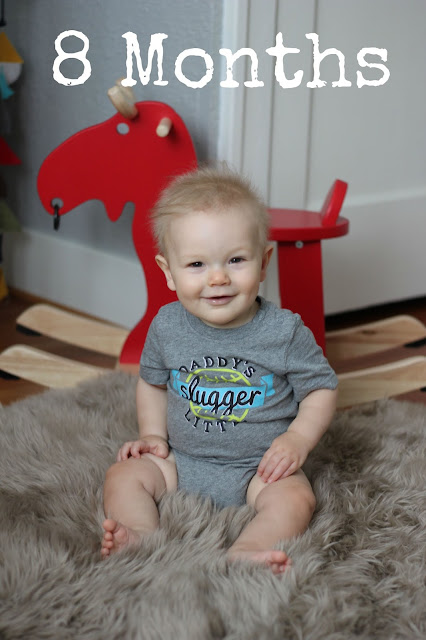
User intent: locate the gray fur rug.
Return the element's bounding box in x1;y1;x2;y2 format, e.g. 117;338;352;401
0;372;425;640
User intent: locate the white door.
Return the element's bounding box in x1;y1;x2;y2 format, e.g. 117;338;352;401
218;0;426;314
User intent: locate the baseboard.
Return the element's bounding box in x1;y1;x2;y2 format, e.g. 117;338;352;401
3;229;146;328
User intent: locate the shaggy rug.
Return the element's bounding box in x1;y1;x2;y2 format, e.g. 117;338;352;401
0;372;425;640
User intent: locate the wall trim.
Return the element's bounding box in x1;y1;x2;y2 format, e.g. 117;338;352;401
216;0;249;168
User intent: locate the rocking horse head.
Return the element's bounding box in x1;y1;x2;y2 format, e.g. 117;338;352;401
37;98;197;367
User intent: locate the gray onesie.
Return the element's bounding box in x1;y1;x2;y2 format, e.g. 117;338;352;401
139;297;338;508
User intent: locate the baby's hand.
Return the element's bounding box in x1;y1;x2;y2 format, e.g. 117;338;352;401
116;436;169;462
257;431;310;483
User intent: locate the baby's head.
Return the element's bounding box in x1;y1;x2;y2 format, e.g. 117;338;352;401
151;166;273;329
151;165;270;256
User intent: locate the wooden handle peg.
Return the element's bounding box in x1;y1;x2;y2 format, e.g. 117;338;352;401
156;117;172;137
107;79;138;119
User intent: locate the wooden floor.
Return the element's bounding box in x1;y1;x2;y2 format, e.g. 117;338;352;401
1;290;425;407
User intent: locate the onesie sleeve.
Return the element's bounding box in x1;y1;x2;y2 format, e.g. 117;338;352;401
285;315;338;403
139;314;170;386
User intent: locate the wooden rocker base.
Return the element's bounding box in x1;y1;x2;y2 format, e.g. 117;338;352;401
1;345;424;408
0;345;108;389
17;304;426;364
326;315;426;364
17;304;128;358
2;303;426;407
337;356;426;409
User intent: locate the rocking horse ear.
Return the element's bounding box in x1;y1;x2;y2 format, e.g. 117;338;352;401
107;78;138;119
156;117;172;137
155;255;177;291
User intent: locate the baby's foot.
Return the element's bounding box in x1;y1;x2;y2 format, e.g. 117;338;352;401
101;518;142;559
227;549;291;574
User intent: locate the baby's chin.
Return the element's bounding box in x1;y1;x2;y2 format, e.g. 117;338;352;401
200;308;258;330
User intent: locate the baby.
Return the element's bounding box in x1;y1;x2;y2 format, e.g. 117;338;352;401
101;166;338;573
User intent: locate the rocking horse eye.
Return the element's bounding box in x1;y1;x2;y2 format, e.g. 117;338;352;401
50;198;64;231
116;122;130;135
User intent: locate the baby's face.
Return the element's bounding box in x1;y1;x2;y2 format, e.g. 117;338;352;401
156;207;272;329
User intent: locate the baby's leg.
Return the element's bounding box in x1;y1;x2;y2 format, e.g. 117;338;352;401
101;452;177;558
228;470;316;573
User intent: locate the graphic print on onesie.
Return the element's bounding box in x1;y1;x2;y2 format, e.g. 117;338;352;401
170;356;276;432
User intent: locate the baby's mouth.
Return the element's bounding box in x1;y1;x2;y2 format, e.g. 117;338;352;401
204;295;234;305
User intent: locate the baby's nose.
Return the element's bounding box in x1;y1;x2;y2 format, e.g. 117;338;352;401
208;266;230;285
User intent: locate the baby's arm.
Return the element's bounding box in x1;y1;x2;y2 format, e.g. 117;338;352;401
117;377;169;461
257;387;338;483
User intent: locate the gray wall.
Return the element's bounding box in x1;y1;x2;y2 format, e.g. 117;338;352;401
5;0;223;257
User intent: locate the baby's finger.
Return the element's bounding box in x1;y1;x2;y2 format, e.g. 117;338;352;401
116;443;131;461
257;451;273;477
267;459;294;483
258;447;278;473
282;460;298;478
261;453;287;481
152;442;169;458
129;443;143;458
259;457;279;481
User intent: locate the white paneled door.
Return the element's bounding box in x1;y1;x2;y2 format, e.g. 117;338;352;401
218;0;426;314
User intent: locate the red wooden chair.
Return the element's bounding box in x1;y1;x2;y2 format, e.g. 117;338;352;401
269;180;349;352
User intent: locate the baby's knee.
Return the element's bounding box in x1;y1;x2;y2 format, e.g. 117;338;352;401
296;484;316;517
105;457;146;484
105;456;171;500
257;479;316;519
283;482;316;515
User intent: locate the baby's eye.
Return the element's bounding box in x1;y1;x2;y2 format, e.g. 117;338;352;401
230;256;244;264
188;261;203;268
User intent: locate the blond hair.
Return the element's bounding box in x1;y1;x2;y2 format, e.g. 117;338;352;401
151;165;270;255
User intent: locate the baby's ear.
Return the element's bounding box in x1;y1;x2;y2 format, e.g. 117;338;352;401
260;244;274;282
155;255;176;291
